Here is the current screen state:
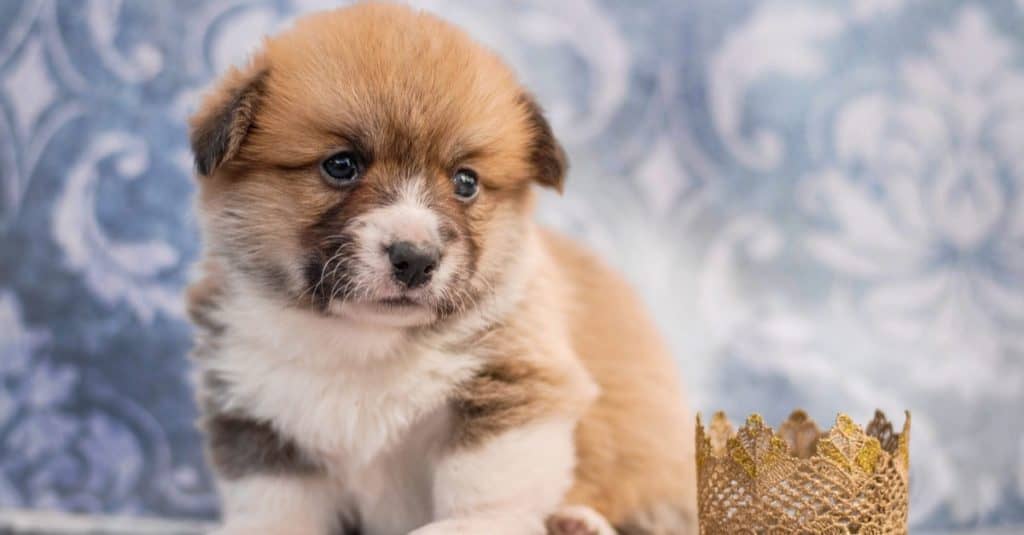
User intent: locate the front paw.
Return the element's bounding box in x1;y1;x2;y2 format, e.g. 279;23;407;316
546;506;616;535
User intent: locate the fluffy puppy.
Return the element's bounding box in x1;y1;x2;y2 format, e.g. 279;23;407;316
187;3;695;534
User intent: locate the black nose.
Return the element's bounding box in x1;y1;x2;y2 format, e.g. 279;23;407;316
387;241;439;288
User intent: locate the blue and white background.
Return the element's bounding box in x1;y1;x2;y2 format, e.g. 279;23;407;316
1;0;1023;531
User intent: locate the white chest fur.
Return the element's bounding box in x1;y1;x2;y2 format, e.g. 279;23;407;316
207;293;482;469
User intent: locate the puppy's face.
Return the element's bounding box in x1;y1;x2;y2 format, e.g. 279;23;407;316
190;4;565;328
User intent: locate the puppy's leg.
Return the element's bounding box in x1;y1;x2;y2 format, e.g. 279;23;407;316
214;475;339;535
410;418;577;535
203;415;339;534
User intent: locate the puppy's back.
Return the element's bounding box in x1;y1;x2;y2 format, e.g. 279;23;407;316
541;229;697;532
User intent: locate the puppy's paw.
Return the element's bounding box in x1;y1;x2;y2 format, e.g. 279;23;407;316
546;505;616;535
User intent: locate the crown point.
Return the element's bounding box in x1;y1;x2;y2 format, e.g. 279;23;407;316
787;409;810;422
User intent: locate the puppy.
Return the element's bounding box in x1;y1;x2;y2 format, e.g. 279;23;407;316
187;3;695;534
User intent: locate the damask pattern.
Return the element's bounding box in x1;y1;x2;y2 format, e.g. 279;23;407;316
0;0;1021;530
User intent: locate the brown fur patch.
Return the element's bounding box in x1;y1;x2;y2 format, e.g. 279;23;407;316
297;184;389;310
449;358;564;448
204;414;322;480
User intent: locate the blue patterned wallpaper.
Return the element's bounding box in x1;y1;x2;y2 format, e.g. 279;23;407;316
1;0;1023;531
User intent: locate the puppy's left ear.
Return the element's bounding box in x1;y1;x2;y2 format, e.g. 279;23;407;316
190;63;268;177
520;95;568;193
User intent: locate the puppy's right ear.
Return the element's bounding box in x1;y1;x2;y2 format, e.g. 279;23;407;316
190;65;268;177
518;94;568;193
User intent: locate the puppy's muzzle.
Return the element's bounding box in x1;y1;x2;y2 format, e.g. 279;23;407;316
387;241;439;289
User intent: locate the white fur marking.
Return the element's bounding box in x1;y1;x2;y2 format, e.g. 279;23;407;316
412;418;578;535
215;475;341;535
337;178;473;317
210;292;482;467
355;180;439;256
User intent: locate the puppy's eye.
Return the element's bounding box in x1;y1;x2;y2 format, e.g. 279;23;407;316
321;152;361;185
452;169;479;201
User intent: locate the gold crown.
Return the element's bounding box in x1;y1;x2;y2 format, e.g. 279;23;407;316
696;410;910;535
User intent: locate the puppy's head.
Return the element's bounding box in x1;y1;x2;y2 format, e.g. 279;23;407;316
190;3;565;327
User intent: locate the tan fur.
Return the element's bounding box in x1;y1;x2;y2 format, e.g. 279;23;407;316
188;3;694;534
537;230;697;531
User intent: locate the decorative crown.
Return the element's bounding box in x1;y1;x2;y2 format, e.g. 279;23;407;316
696;410;910;535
